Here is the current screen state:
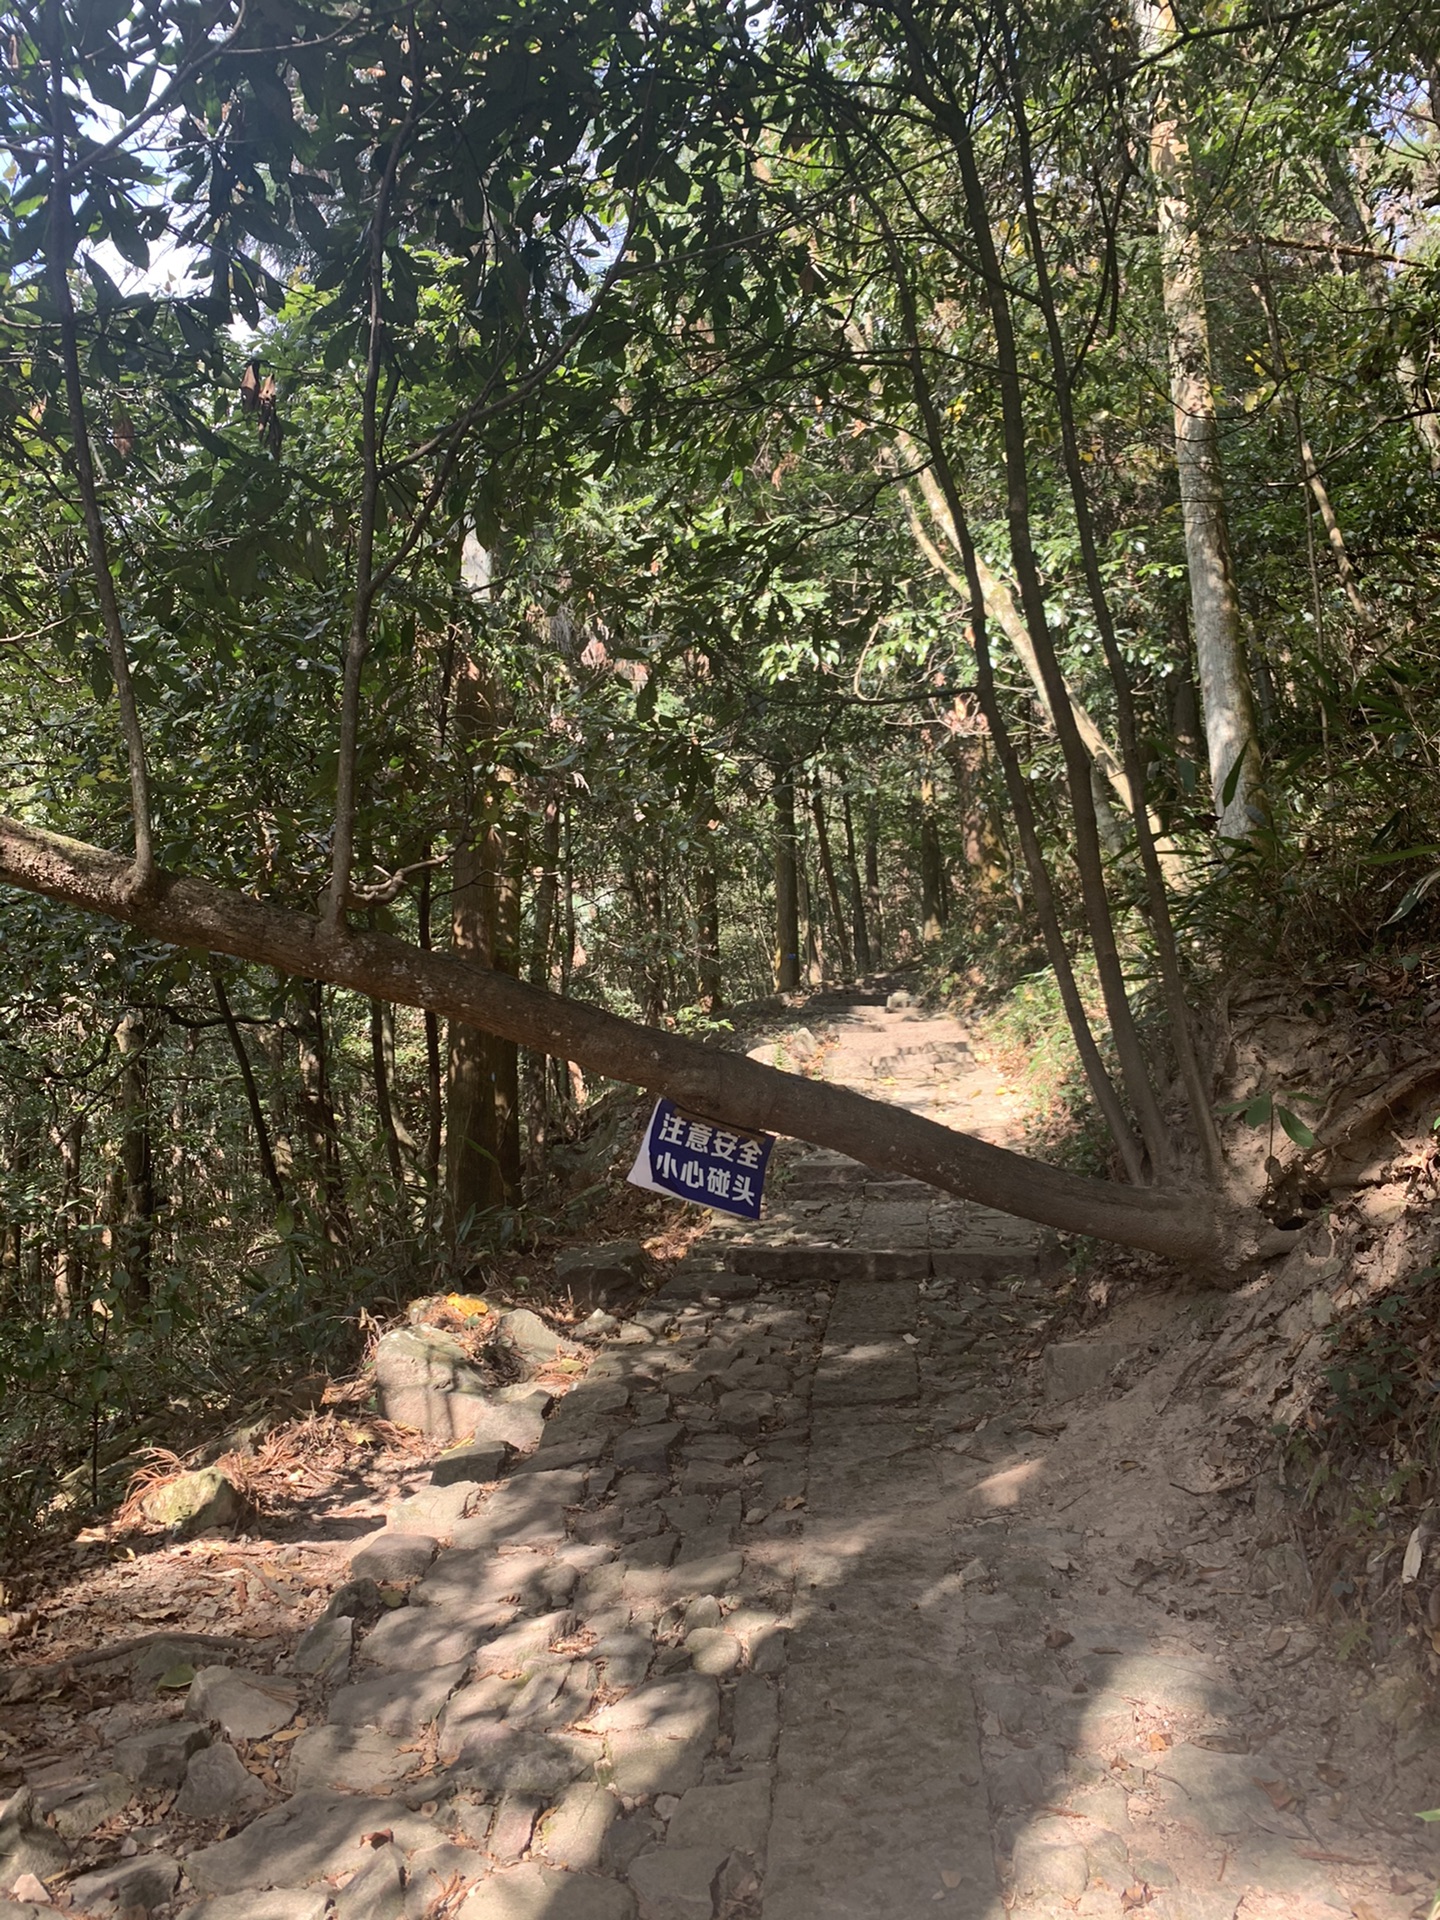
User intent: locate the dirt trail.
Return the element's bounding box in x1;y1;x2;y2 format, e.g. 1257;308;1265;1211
1;992;1435;1920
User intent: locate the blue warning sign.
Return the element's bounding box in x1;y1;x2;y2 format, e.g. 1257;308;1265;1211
626;1098;774;1220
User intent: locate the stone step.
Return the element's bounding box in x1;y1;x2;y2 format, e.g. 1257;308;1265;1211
725;1243;1039;1283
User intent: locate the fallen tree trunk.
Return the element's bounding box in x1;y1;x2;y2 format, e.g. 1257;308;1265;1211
0;816;1281;1269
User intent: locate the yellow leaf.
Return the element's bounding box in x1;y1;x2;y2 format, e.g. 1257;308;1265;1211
445;1293;489;1318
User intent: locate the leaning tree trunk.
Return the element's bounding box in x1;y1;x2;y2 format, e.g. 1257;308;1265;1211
1132;0;1267;845
0;815;1295;1270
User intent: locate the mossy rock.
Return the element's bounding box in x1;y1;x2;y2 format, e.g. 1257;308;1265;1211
137;1467;242;1533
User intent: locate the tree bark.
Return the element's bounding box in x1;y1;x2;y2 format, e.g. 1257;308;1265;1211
1132;0;1267;844
0;814;1292;1268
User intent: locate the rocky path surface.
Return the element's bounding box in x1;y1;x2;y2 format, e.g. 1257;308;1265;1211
3;994;1436;1920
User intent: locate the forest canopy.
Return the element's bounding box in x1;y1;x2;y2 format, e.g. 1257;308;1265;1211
0;0;1437;1530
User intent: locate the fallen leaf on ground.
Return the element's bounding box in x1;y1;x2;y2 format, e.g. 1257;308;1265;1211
1253;1776;1295;1811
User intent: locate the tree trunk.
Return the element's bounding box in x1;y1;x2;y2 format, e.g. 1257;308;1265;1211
115;1011;156;1306
0;815;1292;1269
369;997;407;1207
210;962;286;1205
864;808;883;968
918;776;946;944
416;863;443;1208
1132;0;1267;844
53;1114;84;1317
877;144;1170;1170
293;981;349;1243
839;782;873;974
529;797;562;990
446;629;522;1227
773;768;801;991
696;856;722;1011
811;779;854;979
1252;259;1371;628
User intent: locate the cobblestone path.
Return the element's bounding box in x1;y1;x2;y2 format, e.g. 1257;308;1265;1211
18;998;1432;1920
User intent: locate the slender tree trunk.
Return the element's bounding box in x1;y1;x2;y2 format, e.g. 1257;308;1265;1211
210;961;286;1205
1132;0;1267;843
811;778;854;978
864;807;883;968
773;767;801;991
839;782;872;974
529;796;562;989
293;982;349;1243
918;775;946;944
799;851;822;987
1003;34;1224;1182
878;196;1146;1178
53;1114;84;1316
45;6;154;893
904;469;1146;834
416;865;443;1207
1252;259;1371;628
115;1011;155;1304
446;549;522;1228
696;857;722;1011
370;997;407;1206
873;103;1169;1169
523;794;563;1163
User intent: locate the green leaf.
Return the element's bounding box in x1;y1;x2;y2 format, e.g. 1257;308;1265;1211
1219;745;1251;809
1276;1106;1317;1149
1385;869;1440;926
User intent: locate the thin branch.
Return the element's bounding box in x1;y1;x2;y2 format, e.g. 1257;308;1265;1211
46;0;154;896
